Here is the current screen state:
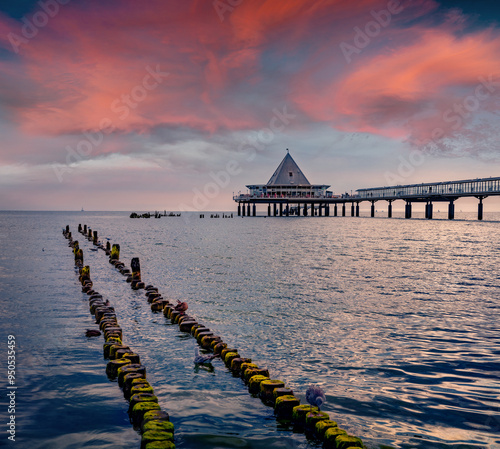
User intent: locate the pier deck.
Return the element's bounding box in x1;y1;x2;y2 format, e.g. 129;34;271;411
234;176;500;220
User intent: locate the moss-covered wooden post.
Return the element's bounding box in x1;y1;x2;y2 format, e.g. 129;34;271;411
74;245;83;265
80;265;90;285
110;244;120;261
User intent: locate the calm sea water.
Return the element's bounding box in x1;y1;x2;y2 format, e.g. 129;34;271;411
0;211;499;449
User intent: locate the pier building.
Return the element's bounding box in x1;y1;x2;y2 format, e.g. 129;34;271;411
234;150;334;217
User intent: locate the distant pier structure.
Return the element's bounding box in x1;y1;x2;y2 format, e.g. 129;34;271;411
234;150;334;217
233;150;500;220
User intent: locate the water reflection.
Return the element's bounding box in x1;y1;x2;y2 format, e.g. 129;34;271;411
1;211;499;448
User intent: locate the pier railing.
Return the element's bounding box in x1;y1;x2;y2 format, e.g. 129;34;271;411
356;177;500;201
233;192;339;201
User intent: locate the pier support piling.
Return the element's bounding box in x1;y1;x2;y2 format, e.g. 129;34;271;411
238;203;241;216
247;203;251;217
388;201;393;218
370;201;375;218
342;203;346;217
279;203;283;217
477;197;485;220
334;204;337;217
325;204;330;216
425;202;433;220
351;203;355;217
268;204;271;217
405;202;412;219
355;203;359;217
252;203;256;217
448;201;455;220
303;204;308;216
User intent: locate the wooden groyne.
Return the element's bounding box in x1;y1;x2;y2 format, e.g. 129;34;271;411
63;226;175;449
75;222;371;449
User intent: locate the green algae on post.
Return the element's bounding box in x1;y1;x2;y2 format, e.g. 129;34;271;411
142;420;175;434
335;434;364;449
323;427;348;448
292;404;315;424
141;430;174;448
305;410;330;428
248;375;270;394
314;419;338;438
274;395;301;419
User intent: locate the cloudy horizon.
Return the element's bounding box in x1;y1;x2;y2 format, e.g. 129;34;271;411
1;0;500;212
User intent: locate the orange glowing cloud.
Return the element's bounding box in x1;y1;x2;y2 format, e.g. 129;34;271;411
1;0;432;140
293;25;500;145
0;0;499;159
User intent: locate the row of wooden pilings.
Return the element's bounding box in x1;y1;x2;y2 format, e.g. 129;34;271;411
74;223;368;449
239;196;488;220
238;202;332;217
62;225;175;449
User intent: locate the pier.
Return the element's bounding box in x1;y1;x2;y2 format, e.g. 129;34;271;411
234;152;500;220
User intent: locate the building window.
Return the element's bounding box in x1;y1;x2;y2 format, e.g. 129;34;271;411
289;172;293;177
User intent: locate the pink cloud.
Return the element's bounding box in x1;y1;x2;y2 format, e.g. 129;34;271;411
0;0;434;139
0;0;499;161
292;21;500;148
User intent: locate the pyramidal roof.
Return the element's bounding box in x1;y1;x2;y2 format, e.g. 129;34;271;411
267;151;311;186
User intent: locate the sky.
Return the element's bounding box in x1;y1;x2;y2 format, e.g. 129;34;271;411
0;0;500;211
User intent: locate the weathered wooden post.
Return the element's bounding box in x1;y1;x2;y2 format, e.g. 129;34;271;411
131;257;141;281
130;257;145;290
75;248;83;265
110;244;120;262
